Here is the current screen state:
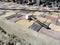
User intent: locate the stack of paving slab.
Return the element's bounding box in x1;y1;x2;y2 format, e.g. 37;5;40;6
0;2;60;45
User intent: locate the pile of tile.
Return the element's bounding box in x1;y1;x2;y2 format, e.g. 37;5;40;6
0;2;60;41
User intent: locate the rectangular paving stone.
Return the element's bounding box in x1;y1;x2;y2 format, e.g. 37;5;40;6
49;24;60;32
39;27;60;40
29;23;42;32
45;15;58;24
16;20;34;28
56;22;60;26
51;15;59;19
